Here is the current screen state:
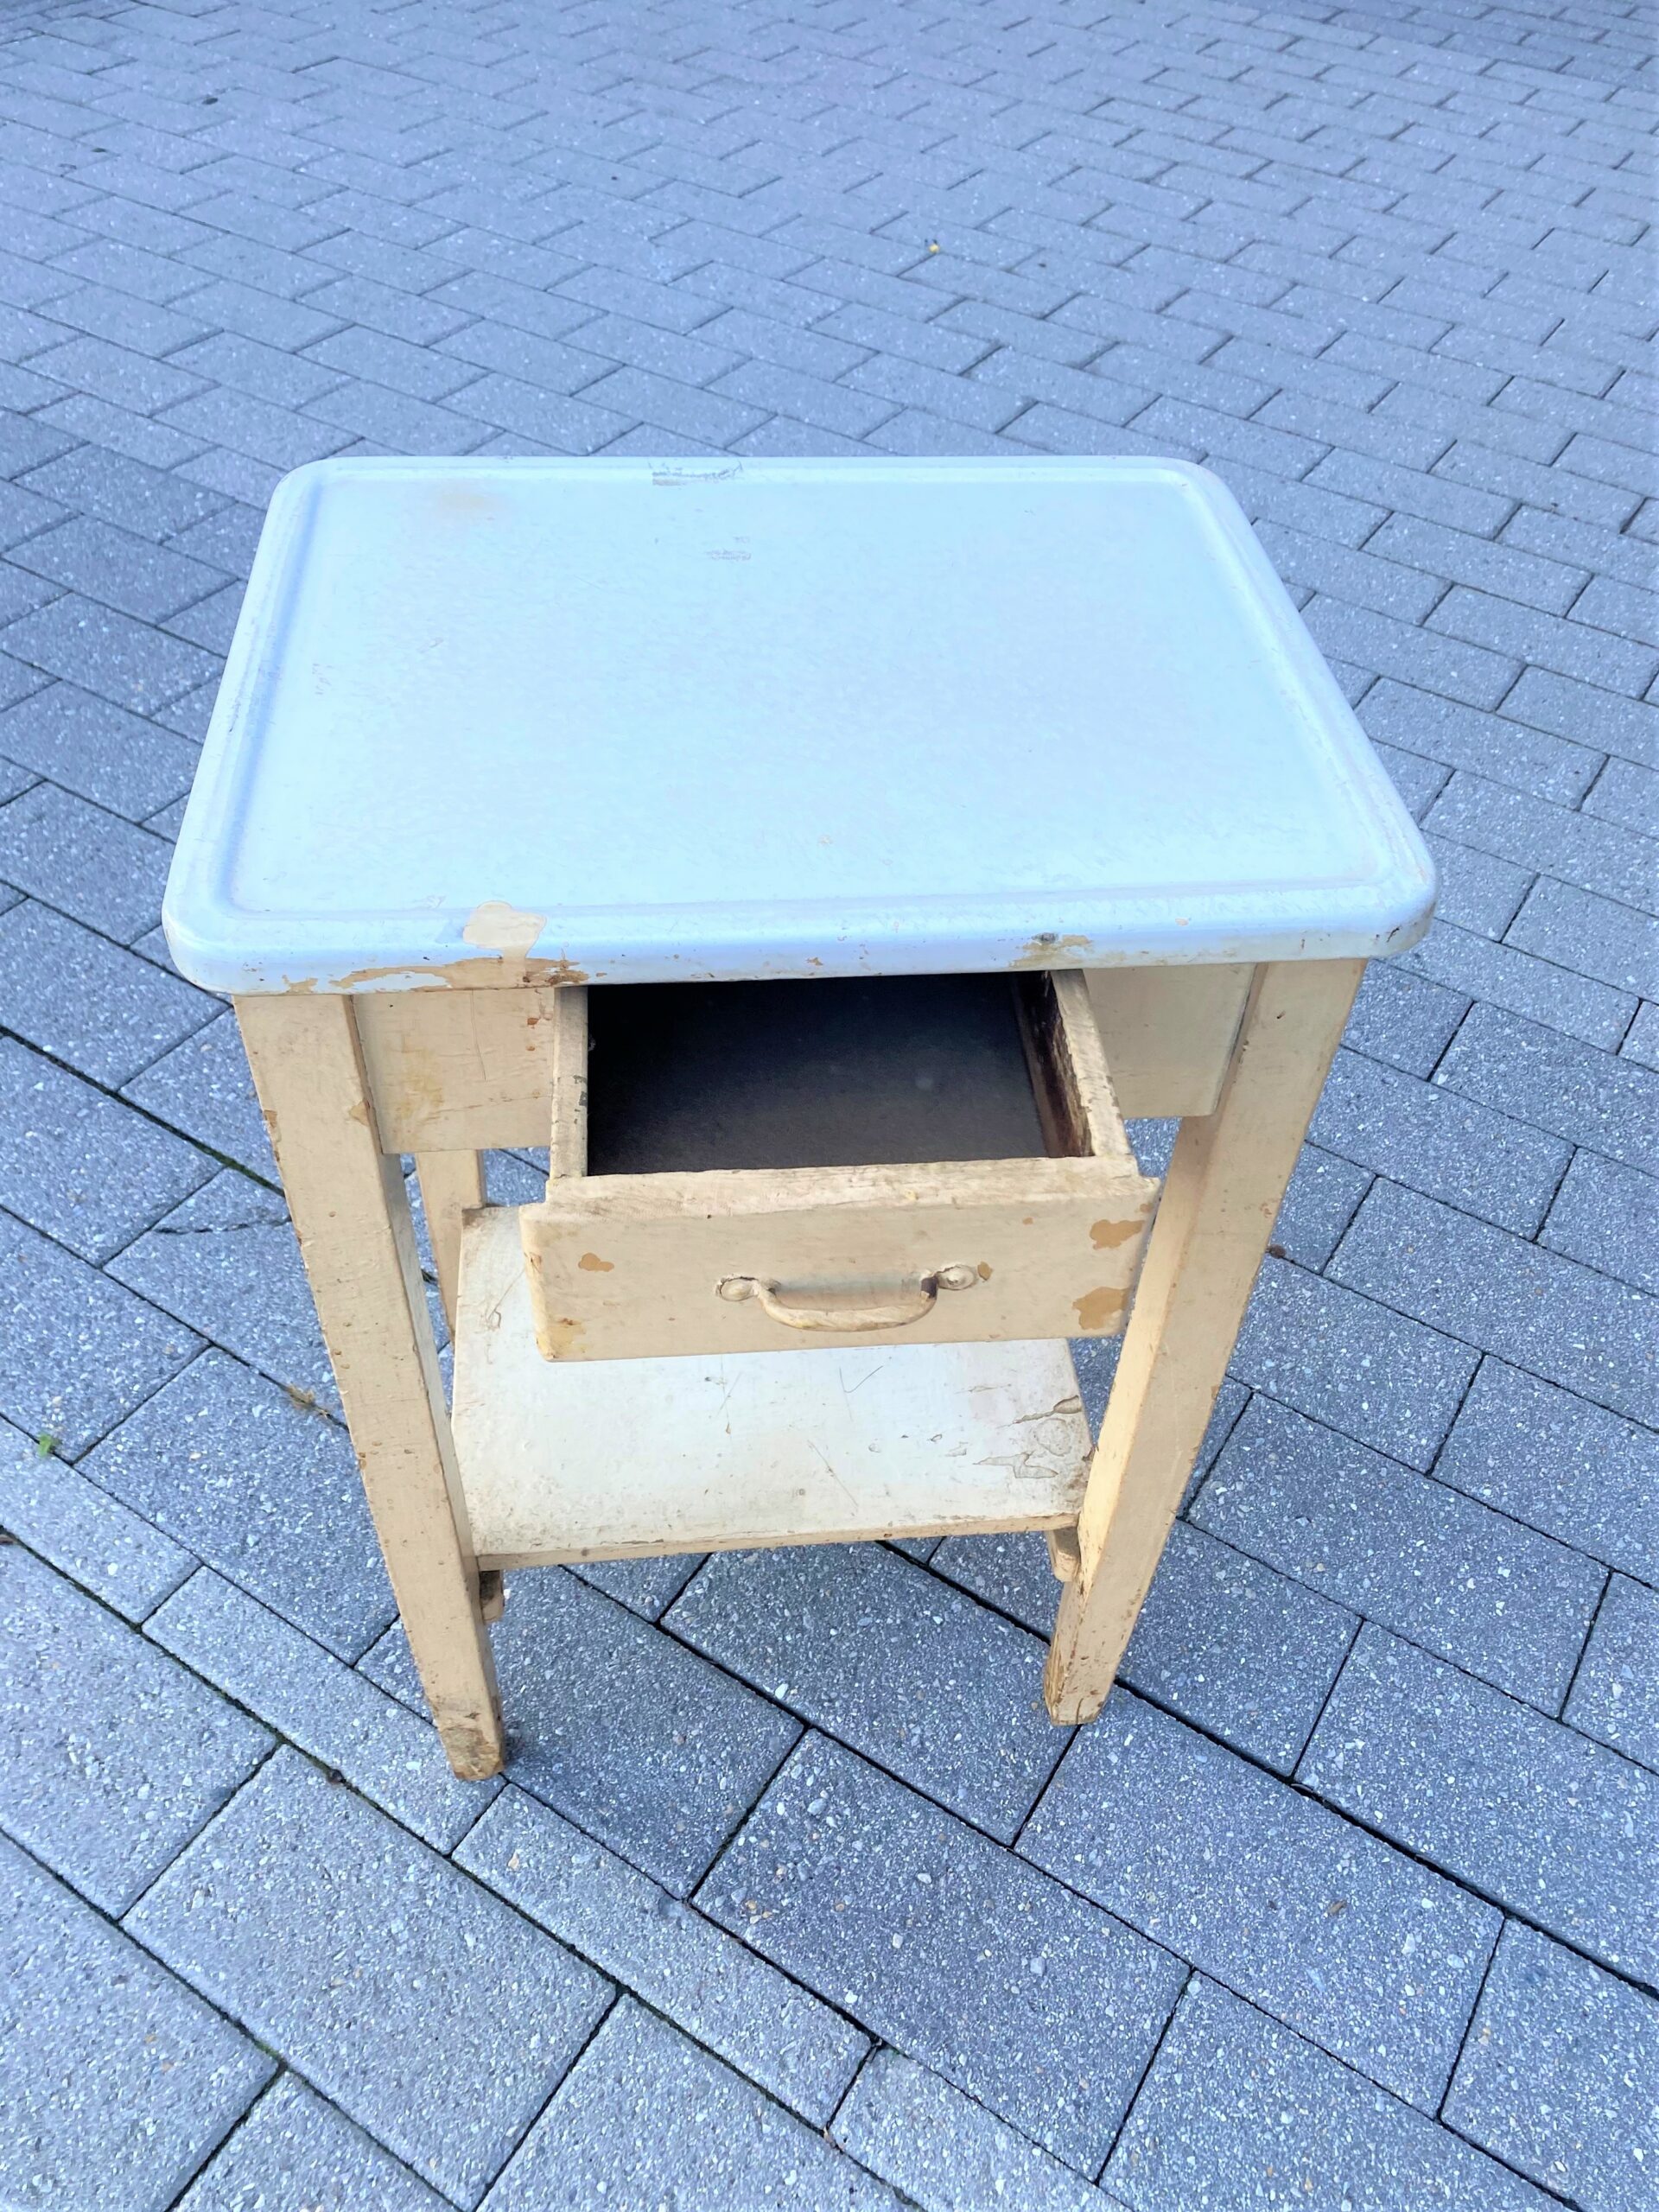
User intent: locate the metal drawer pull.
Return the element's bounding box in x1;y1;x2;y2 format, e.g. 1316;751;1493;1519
716;1264;981;1333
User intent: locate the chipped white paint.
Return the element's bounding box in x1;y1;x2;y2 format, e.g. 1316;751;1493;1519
461;900;549;962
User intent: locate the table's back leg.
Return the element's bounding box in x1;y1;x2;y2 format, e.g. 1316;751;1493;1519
1045;958;1362;1725
416;1150;486;1331
236;994;505;1779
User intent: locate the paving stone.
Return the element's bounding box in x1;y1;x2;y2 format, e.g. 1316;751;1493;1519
365;1567;798;1895
0;680;199;820
305;376;493;455
1069;1342;1247;1479
1402;917;1635;1049
1367;512;1591;617
162;385;352;472
1255;519;1445;624
1427;772;1659;917
567;1550;703;1619
79;1348;392;1656
1305;594;1522;712
307;321;485;402
481;1999;899;2211
0;1412;191;1620
1621;1000;1659;1069
1021;1688;1497;2111
1434;1357;1659;1583
0;1545;270;1912
0;779;172;943
0;1201;201;1455
0;1833;272;2212
0;1034;212;1261
108;1167;337;1410
1432;587;1659;702
1542;1148;1659;1294
150;677;216;743
1;592;218;717
1380;743;1451;823
923;1528;1063;1638
10;513;226;625
149;1568;499;1848
1503;668;1659;776
1300;1626;1659;1985
459;1785;868;2125
1363;678;1605;807
1509;876;1659;1001
1331;1179;1659;1428
1586;758;1659;840
664;1541;1066;1840
1197;1395;1603;1708
1273;1141;1374;1269
1105;1977;1549;2212
172;329;351;410
1230;1253;1478;1471
1306;449;1515;540
831;2045;1107;2212
1421;831;1533;940
0;897;215;1086
1444;1923;1658;2212
1343;961;1469;1077
1436;1001;1658;1169
121;1007;277;1178
1123;1513;1362;1770
933;1509;1354;1775
166;581;244;655
1310;1047;1568;1235
175;2074;448;2212
181;448;283;507
128;1749;613;2208
709;1734;1185;2171
1565;1576;1659;1772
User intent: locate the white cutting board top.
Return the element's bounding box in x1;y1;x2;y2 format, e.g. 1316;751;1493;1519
163;455;1434;993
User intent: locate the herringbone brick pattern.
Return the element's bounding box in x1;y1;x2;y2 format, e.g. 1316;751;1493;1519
0;0;1653;2203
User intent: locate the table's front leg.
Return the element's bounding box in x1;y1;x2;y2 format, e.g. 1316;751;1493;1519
1045;958;1363;1725
236;994;504;1779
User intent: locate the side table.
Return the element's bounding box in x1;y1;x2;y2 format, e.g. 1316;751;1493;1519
164;455;1435;1780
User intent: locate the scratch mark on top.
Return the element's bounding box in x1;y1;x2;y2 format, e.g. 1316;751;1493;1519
653;465;741;486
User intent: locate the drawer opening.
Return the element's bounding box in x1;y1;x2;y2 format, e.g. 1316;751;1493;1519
556;969;1139;1180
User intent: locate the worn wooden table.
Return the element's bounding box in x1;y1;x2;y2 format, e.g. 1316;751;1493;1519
164;455;1435;1780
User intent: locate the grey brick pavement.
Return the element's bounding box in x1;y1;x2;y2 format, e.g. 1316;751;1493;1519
0;0;1652;2201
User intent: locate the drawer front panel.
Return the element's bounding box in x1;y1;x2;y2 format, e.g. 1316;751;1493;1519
518;1156;1159;1362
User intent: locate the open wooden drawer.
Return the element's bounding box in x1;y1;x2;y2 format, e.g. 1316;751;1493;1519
512;970;1160;1363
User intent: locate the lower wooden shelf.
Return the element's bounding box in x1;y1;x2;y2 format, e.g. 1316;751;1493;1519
452;1207;1092;1569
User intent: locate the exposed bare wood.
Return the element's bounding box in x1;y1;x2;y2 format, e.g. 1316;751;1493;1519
234;992;504;1780
1046;1526;1082;1582
1084;964;1255;1117
415;1149;484;1330
1044;959;1362;1725
548;984;588;1180
1016;969;1136;1165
